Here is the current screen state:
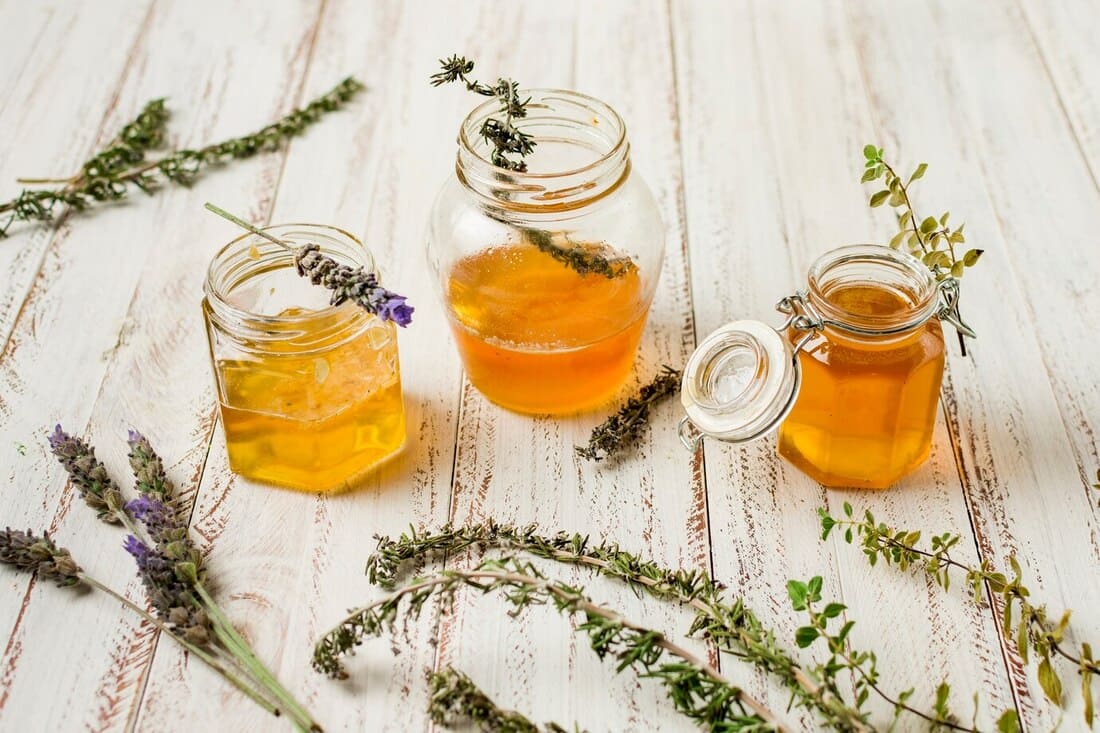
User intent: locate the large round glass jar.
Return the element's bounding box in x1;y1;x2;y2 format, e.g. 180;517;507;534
203;224;405;492
427;90;665;415
681;245;949;489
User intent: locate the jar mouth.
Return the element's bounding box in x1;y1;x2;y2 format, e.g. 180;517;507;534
456;89;630;211
204;223;378;348
807;245;939;335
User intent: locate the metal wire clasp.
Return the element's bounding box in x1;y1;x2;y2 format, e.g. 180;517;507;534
775;293;822;355
935;276;976;339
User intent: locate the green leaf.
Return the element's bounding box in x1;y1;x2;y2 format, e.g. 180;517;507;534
863;144;878;160
888;191;906;207
888;230;908;249
843;501;853;517
787;580;809;611
963;248;984;266
951;261;965;278
996;710;1020;733
808;576;823;600
822;602;846;619
1037;657;1063;704
939;211;950;226
820;515;837;540
909;163;927;182
920;216;938;234
1083;667;1094;727
869;190;890;207
795;625;819;648
861;168;879;183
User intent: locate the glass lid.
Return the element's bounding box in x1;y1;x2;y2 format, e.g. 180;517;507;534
680;320;801;445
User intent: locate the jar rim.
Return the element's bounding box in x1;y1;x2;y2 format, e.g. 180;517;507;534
204;222;376;335
458;88;628;180
806;244;940;335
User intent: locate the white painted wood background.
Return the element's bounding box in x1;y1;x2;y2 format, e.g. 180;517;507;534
1;1;1097;730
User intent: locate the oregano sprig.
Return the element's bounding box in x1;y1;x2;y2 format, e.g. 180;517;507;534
822;504;1099;727
0;77;363;238
315;556;783;732
576;366;682;462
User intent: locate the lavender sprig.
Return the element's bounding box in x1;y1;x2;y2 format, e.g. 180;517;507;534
0;528;82;586
123;535;210;645
204;203;413;327
127;430;170;498
47;425;125;523
576;366;682;462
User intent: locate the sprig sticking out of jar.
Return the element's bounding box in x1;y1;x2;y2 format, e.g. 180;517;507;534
861;145;981;349
431;54;635;280
204;203;413;326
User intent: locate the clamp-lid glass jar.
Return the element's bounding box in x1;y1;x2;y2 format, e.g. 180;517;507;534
427;89;664;415
681;245;968;489
203;224;405;492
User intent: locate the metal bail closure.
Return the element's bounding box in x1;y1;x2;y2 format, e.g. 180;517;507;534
678;319;801;450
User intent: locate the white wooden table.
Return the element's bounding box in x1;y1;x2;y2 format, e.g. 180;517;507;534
2;1;1099;731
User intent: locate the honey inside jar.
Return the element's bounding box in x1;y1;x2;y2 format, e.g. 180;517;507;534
203;225;405;492
777;282;944;489
445;242;648;414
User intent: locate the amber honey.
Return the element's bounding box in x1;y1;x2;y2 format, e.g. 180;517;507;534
214;308;405;492
445;243;649;414
777;283;945;489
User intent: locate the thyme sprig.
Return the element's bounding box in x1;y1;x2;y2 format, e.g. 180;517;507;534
204;203;413;326
822;504;1098;727
431;55;535;172
521;228;636;280
315;557;783;732
576;366;682;462
428;666;581;733
43;426;321;731
367;522;868;732
0;77;363;238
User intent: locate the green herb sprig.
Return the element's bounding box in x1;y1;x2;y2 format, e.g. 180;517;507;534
315;556;783;732
576;366;682;462
0;77;363;238
822;504;1098;727
428;666;581;733
431;55;535;172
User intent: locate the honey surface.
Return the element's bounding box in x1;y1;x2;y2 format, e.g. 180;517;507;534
777;283;944;489
446;243;648;414
216;309;405;491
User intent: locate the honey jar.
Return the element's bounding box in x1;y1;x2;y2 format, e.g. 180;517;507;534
680;245;972;489
203;224;405;492
427;89;665;414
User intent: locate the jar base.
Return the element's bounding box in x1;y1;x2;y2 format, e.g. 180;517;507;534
776;440;931;490
227;437;406;493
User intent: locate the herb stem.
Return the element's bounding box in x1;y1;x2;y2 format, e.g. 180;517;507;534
203;203;291;250
79;574;283;719
877;159;928;255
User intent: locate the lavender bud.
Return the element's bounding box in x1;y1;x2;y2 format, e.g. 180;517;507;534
126;430;170;498
294;243;414;327
0;528;82;586
47;425;125;523
123;535;210;644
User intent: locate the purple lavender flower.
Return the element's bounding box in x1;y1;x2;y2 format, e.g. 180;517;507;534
126;430;170;497
293;243;414;327
123;534;209;645
47;425;124;523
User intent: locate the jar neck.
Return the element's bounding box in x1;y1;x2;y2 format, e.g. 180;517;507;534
805;245;940;337
455;89;630;213
204;223;376;352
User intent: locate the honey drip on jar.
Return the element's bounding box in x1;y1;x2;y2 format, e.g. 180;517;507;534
446;242;648;414
216;308;405;492
777;283;945;489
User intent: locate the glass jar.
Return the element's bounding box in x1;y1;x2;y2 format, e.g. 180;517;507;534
427;89;665;415
680;245;963;489
203;224;405;492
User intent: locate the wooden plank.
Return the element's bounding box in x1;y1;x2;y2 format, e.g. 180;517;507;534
133;0;478;729
0;1;326;730
0;1;155;349
671;0;1018;728
845;0;1100;728
433;2;711;730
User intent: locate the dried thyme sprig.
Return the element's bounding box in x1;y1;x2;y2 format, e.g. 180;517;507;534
576;366;682;462
204;203;413;326
0;77;363;238
431;55;535;172
520;228;636;280
0;528;284;718
47;425;322;732
315;557;783;732
367;523;868;732
428;666;580;733
823;504;1097;727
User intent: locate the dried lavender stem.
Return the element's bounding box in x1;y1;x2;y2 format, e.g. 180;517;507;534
79;574;283;719
203;203;292;250
194;583;321;733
